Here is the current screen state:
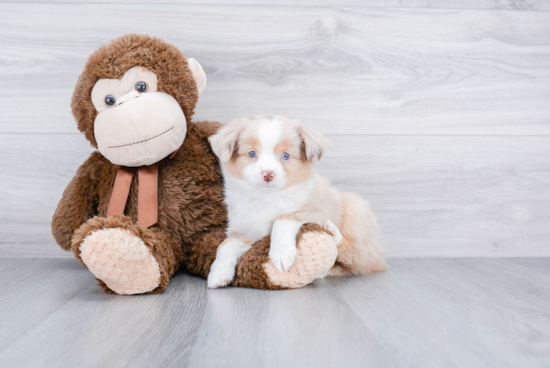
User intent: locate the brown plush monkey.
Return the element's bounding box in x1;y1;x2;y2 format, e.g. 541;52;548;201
52;34;337;294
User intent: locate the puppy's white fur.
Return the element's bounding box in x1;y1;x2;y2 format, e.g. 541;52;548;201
207;238;252;289
207;116;386;288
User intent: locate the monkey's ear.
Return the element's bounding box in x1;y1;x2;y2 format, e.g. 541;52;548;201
187;58;207;96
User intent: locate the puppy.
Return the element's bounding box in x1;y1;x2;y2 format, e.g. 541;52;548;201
207;115;385;288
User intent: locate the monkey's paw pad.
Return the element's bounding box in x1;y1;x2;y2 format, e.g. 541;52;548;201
264;230;337;288
80;228;161;295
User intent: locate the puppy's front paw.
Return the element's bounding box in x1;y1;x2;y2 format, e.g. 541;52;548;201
269;234;298;272
323;219;343;245
207;259;235;289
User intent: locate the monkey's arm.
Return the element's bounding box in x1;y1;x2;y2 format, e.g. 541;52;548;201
52;152;104;251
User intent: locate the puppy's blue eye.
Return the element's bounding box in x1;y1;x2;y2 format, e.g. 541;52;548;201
248;151;257;158
282;152;290;160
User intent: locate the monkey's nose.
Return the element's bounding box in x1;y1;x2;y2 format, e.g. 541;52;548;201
262;171;275;182
116;90;140;106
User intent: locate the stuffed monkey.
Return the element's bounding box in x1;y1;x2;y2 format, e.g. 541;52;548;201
52;34;337;294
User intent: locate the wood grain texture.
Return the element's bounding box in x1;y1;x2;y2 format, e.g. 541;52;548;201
186;286;398;368
0;4;549;135
1;257;549;367
1;3;549;259
1;133;549;258
335;258;550;368
0;258;96;351
1;1;549;11
0;265;209;368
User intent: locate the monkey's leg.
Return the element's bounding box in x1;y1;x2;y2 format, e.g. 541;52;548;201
233;223;338;290
71;215;182;295
181;228;226;279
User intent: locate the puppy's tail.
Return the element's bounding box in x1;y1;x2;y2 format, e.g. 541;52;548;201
335;192;386;275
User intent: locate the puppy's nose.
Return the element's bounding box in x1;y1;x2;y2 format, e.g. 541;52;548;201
262;171;275;182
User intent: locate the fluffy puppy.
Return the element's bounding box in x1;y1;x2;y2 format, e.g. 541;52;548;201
207;115;385;288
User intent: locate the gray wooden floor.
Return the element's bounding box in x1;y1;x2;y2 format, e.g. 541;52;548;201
0;257;549;368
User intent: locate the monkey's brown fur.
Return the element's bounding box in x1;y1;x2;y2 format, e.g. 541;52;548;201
233;224;329;289
52;34;332;293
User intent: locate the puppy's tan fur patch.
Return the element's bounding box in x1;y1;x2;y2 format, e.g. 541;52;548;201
227;134;262;179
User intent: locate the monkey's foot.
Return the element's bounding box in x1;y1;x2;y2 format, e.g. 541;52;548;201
72;215;181;295
263;223;338;288
79;227;161;295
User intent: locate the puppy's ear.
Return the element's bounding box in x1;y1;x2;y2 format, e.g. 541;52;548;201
209;121;243;163
299;124;330;164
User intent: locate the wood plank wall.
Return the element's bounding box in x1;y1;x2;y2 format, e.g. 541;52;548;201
0;1;549;258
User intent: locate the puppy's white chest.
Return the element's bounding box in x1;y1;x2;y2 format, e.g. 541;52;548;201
227;195;300;240
224;175;317;241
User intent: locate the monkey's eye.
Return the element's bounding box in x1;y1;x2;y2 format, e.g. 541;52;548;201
282;152;290;160
104;95;116;107
248;151;257;158
135;81;148;93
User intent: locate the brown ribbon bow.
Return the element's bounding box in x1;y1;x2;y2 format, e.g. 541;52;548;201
106;164;159;228
106;150;179;228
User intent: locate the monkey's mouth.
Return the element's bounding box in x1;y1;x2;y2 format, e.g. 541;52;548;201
107;126;175;149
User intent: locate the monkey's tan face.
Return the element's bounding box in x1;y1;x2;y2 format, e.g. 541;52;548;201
91;66;187;167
